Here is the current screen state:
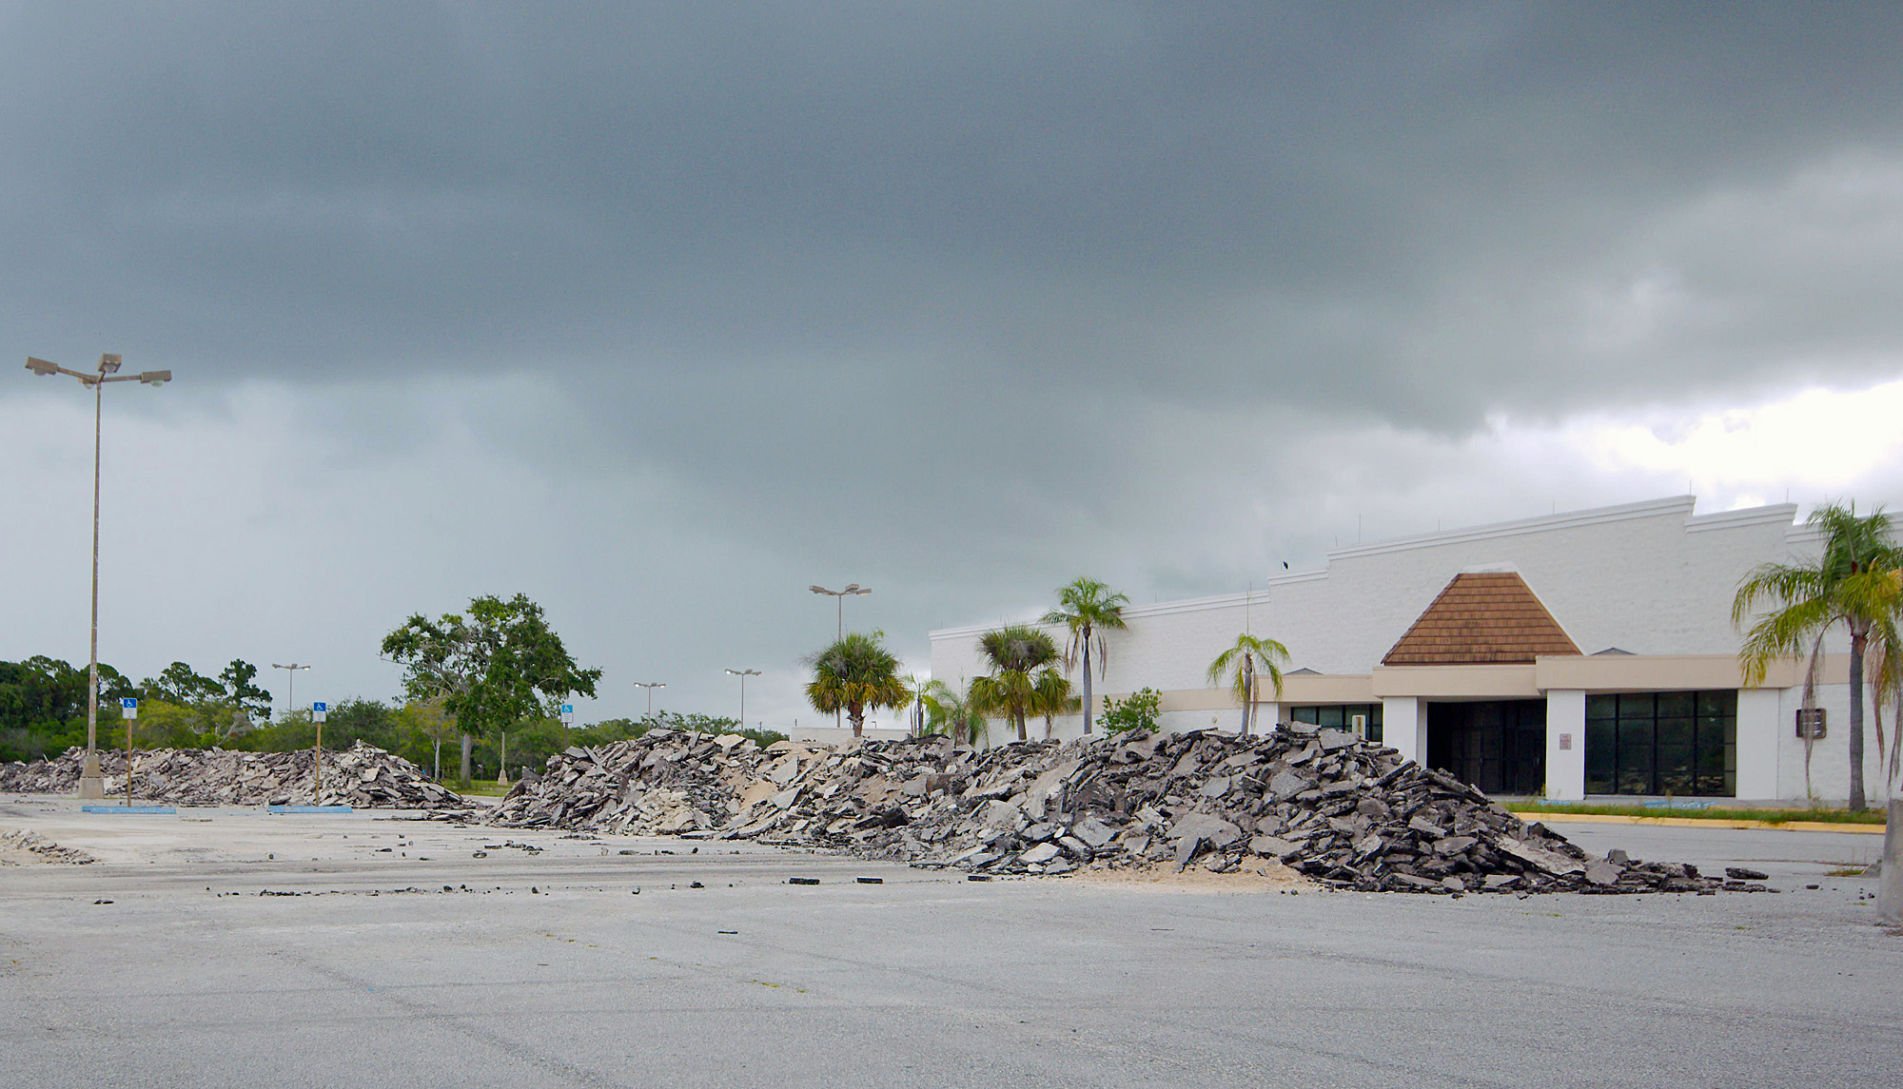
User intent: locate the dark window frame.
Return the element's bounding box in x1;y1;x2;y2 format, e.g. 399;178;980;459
1584;689;1736;797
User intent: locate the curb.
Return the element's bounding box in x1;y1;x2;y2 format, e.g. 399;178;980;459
1509;811;1886;834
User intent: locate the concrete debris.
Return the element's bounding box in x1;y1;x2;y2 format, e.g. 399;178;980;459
0;828;95;865
485;725;1750;895
0;742;463;809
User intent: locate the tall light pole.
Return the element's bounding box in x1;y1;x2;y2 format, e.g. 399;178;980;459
725;668;760;729
632;681;666;717
272;663;311;722
810;583;870;730
25;354;173;800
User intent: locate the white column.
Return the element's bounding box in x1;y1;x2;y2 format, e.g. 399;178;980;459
1735;687;1781;801
1544;689;1586;801
1259;701;1283;732
1383;697;1423;764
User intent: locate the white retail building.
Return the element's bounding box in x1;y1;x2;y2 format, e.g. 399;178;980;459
928;496;1888;805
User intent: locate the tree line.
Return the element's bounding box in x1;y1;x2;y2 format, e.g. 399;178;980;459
2;592;768;783
802;576;1289;745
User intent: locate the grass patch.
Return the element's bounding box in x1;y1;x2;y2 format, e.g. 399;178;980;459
448;780;513;798
1824;866;1871;878
1518;802;1886;825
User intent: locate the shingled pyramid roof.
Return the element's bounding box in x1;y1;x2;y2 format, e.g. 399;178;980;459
1381;571;1580;666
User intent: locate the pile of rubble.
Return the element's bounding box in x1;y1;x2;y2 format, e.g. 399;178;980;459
0;828;95;865
488;725;1748;894
0;742;464;809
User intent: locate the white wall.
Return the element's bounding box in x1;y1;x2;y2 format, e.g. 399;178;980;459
926;496;1891;803
1773;682;1896;805
932;497;1824;700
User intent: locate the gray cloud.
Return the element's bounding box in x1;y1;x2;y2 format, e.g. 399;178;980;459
4;3;1902;725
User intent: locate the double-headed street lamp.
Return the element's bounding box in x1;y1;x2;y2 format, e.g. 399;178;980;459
632;681;666;717
809;583;871;641
810;583;870;730
724;668;760;729
25;354;174;800
272;663;311;721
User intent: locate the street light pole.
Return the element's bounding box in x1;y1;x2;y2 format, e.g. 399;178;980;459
633;681;666;717
725;668;760;730
272;663;311;723
809;583;870;730
25;354;173;800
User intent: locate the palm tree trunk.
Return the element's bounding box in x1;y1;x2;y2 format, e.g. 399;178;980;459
1081;638;1094;736
1239;661;1253;737
1850;630;1868;811
851;706;864;738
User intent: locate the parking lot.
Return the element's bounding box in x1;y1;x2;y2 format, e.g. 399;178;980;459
2;794;1897;1089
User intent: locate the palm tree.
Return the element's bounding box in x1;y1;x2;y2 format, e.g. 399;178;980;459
904;674;931;737
1865;628;1903;799
1042;578;1130;735
805;632;909;738
920;677;986;746
1206;633;1290;737
970;624;1060;742
1733;502;1903;810
1031;668;1080;740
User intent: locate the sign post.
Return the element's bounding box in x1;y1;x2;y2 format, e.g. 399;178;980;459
121;697;138;807
311;701;328;803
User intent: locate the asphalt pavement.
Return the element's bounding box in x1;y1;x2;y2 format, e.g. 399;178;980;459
1;795;1896;1089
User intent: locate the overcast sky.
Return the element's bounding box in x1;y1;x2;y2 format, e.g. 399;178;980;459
4;2;1902;729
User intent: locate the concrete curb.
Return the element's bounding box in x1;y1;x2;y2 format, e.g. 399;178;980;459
1509;811;1886;834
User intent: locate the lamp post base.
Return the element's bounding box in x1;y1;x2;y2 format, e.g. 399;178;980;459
1879;800;1902;927
77;750;106;799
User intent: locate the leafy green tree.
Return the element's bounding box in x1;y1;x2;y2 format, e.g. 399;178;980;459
394;698;458;779
970;625;1060;742
805;632;909;738
0;658;82;759
129;699;211;749
217;659;273;718
142;661;221;705
381;593;603;783
1098;687;1162;735
474;715;570;782
1041;577;1130;736
1031;668;1078;739
1734;502;1903;810
1207;633;1290;737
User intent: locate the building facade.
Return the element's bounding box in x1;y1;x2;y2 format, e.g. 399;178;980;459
929;496;1885;805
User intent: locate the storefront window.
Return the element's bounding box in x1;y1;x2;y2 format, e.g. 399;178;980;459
1584;690;1736;796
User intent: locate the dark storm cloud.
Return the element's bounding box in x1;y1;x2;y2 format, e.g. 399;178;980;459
5;2;1900;423
6;4;1903;721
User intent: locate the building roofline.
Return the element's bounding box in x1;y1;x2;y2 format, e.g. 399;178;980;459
927;495;1809;641
1324;495;1701;561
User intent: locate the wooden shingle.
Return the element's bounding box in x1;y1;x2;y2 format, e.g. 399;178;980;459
1380;571;1580;666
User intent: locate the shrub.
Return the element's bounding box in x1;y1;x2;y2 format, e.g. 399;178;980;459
1098;688;1162;735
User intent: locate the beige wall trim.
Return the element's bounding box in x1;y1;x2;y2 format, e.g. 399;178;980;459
1277;673;1377;703
1535;653;1849;692
1370;664;1541;698
1115;651;1851;714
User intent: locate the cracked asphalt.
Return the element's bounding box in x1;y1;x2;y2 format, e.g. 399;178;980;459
2;794;1896;1088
